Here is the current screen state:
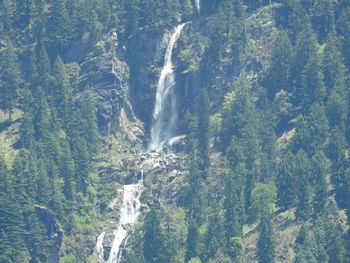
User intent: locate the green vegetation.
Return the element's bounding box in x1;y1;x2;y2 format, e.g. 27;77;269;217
0;0;350;262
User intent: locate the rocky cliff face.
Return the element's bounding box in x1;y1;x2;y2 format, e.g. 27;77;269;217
79;30;137;135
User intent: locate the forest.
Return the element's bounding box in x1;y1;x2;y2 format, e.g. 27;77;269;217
0;0;349;262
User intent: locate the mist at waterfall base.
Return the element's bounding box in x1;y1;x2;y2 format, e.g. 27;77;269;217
149;23;187;152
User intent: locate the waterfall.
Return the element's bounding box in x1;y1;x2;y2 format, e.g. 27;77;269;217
96;232;106;260
96;183;143;263
195;0;200;12
150;23;187;151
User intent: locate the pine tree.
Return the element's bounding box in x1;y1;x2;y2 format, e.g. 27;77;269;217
12;150;37;207
60;140;76;201
295;150;312;220
185;219;199;262
35;159;50;205
52;57;73;122
20;90;35;149
311;151;330;217
204;204;225;261
0;44;20;120
263;30;293;99
292;20;317;104
26;211;49;262
197;89;210;178
14;0;33;29
46;0;72;57
277;152;297;211
35;45;51;92
299;52;325;107
0;0;14;33
33;86;51;140
257;216;275;263
323;35;345;92
224;165;245;240
327;128;348;207
143;206;166;263
293;103;329;156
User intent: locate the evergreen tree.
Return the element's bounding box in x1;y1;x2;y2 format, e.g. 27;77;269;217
263;30;293;99
323;35;345;92
46;0;72;57
20;90;35;149
197;89;210;178
52;57;73;122
224;165;245;240
295;150;312;220
0;44;20;120
311;151;330;217
185;219;199;262
203;204;225;261
14;0;33;29
0;157;27;261
26;211;49;262
327;128;348;207
60;140;76;201
143;206;167;263
277;152;297;211
292;20;317;104
33;86;51;140
299;51;325;107
35;45;51;92
257;216;275;263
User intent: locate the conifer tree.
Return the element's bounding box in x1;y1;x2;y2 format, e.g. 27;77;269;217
143;206;167;263
0;44;20;120
20;90;35;149
264;30;293;99
224;165;245;240
33;86;51;140
311;151;330;217
14;0;33;29
197;89;210;178
257;216;275;263
35;45;51;92
185;219;199;262
60;141;76;201
79;87;99;154
295;150;312;220
204;204;225;261
46;0;72;57
52;57;72;122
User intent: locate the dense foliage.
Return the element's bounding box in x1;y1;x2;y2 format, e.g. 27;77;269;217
0;0;350;262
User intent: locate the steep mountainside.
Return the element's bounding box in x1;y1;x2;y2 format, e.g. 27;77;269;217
0;1;350;263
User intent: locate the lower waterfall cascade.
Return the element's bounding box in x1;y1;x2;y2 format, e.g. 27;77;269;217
96;182;143;262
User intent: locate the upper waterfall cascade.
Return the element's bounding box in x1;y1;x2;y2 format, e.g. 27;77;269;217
150;23;187;151
195;0;200;12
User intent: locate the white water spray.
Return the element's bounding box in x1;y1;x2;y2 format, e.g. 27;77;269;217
96;183;143;263
150;23;187;151
195;0;200;12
